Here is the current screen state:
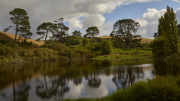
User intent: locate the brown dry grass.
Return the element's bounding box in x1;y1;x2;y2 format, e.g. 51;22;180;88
0;31;44;45
141;38;153;43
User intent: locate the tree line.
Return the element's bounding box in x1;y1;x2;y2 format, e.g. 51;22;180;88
3;8;143;47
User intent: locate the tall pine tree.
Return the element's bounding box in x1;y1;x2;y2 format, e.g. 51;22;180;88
4;8;32;42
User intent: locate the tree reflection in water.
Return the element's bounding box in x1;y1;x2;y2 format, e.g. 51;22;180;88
112;67;144;89
86;71;101;88
1;79;31;101
73;78;82;86
35;75;69;101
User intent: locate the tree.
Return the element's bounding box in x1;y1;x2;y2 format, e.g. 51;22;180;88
177;24;180;37
72;30;82;37
4;8;32;42
112;19;141;48
36;22;54;44
85;26;99;42
152;5;178;59
162;6;178;56
101;40;112;54
53;18;69;43
82;38;88;46
153;32;159;38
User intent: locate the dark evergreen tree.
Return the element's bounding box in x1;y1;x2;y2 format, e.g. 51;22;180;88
36;22;54;44
4;8;32;42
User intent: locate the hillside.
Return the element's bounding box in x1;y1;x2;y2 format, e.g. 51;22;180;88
0;31;44;45
98;35;153;43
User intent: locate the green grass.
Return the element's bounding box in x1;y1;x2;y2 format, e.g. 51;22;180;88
64;75;180;101
93;47;152;60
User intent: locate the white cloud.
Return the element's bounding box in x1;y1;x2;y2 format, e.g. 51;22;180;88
82;14;105;29
176;9;180;25
173;0;180;2
136;7;180;38
0;0;163;39
136;8;167;38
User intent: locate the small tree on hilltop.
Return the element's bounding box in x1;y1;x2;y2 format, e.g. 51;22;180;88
85;26;99;42
72;30;82;37
53;18;69;43
4;8;32;42
111;19;141;48
36;22;54;44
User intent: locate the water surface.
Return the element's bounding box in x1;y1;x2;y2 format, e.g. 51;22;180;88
0;59;180;101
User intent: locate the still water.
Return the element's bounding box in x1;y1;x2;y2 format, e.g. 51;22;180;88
0;59;180;101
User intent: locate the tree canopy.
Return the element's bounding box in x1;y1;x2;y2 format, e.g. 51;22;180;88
177;24;180;37
37;22;54;44
72;30;82;37
152;5;178;59
4;8;32;42
85;26;99;41
53;18;69;43
111;19;141;48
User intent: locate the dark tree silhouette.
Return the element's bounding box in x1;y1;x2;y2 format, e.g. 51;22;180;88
111;19;141;48
37;22;54;44
4;8;32;41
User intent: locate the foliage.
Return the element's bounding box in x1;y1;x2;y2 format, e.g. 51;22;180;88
19;39;33;47
162;6;178;56
36;22;54;44
65;75;180;101
112;38;126;48
164;53;180;62
152;6;178;59
65;36;81;46
72;30;82;37
82;38;89;46
178;24;180;36
101;40;113;54
111;19;141;48
4;8;32;41
151;36;166;59
0;39;9;44
53;18;69;43
84;26;99;42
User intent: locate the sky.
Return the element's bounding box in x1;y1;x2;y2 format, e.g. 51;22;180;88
0;0;180;39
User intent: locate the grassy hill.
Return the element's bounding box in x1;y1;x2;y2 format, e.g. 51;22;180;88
98;36;153;43
0;31;44;45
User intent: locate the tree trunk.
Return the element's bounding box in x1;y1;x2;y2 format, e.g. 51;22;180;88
44;30;48;44
14;24;18;42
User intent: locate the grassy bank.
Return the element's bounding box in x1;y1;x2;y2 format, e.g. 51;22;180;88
64;75;180;101
92;48;152;59
0;37;153;64
0;42;94;64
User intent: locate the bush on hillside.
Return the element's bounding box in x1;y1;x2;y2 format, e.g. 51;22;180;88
101;40;112;54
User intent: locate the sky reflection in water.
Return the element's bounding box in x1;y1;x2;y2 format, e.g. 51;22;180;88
0;59;179;101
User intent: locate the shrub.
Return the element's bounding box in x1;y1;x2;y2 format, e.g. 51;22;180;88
0;39;9;44
82;38;88;46
151;36;166;59
101;40;112;54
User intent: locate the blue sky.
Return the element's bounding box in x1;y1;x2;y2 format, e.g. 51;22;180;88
104;0;180;21
0;0;180;39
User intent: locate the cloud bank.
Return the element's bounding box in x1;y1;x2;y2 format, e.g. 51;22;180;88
0;0;176;39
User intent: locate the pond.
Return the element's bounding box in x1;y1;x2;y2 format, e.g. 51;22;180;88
0;59;180;101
